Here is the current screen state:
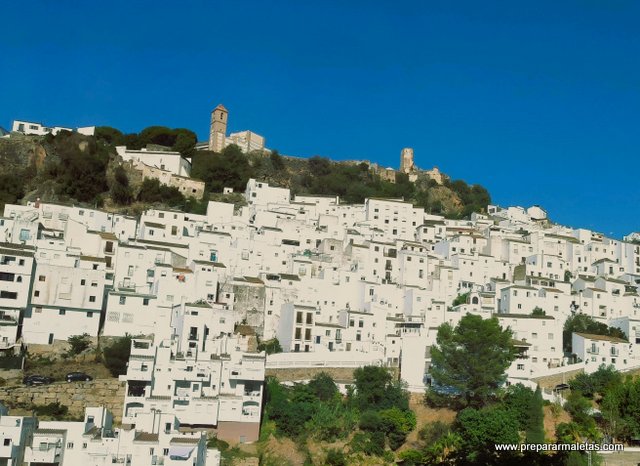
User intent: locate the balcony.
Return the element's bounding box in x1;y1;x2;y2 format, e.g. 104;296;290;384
26;442;62;464
587;347;599;355
117;281;137;292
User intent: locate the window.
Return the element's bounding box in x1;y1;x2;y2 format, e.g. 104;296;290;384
4;439;10;446
0;272;15;281
87;312;93;318
82;443;87;449
119;296;126;305
143;298;149;306
39;275;46;282
59;309;66;315
0;291;17;300
89;296;96;303
81;279;86;285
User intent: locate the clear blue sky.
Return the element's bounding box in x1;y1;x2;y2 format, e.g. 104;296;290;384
1;1;638;237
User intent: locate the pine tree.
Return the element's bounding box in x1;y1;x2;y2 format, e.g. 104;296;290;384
525;386;545;443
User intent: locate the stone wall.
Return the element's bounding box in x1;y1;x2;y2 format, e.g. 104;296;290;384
139;163;205;199
0;378;125;423
531;368;584;389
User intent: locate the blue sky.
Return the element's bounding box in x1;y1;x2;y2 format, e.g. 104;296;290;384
1;1;638;237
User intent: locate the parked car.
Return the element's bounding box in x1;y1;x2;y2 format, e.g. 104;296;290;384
23;375;54;386
66;372;93;382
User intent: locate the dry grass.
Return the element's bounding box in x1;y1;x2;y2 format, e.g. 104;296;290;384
403;392;457;448
543;404;571;441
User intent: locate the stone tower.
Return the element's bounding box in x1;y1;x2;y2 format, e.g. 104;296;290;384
208;104;228;152
400;147;415;174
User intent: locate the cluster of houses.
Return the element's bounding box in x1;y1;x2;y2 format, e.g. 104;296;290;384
0;177;639;464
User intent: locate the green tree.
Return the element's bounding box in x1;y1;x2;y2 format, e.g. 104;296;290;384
269;150;285;170
452;292;469;307
455;406;520;464
110;165;133;205
191;145;251;192
430;314;517;407
352;366;409;411
0;173;25;208
525;386;545;443
325;448;347;466
308;156;332;177
43;132;109;202
570;365;621;398
307;372;338;402
564;391;599;441
103;335;133;376
600;375;640;442
379;407;416;450
137;178;185;206
531;306;546;316
502;383;536;430
173;130;197;157
66;333;91;356
563;314;627;352
95;126;124;145
257;338;282;355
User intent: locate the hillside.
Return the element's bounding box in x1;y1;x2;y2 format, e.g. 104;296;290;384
0;127;491;218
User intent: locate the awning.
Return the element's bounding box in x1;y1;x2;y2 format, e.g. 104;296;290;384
168;446;194;460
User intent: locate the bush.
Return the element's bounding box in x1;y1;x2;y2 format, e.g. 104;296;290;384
257;338;282;355
43;132;109;202
325;448;347;466
34;402;68;418
137;178;185;206
191;145;251;193
307;372;338;401
269;150;285;170
103;335;133;376
110;166;133;205
67;333;91;356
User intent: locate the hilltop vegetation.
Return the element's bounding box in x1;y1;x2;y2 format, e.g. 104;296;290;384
0;126;491;219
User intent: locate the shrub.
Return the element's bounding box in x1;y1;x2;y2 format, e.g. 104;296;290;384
67;333;91;356
34;402;68;418
325;448;347;466
103;335;133;376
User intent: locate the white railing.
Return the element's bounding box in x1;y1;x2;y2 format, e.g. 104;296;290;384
266;358;383;369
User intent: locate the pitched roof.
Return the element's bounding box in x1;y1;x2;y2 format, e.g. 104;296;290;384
574;332;628;343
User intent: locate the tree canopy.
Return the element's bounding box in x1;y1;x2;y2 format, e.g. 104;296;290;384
430;314;517;407
563;313;627;352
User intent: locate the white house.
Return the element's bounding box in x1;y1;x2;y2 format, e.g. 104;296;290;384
0;404;37;466
22;406;219;466
572;332;634;373
116;146;191;177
